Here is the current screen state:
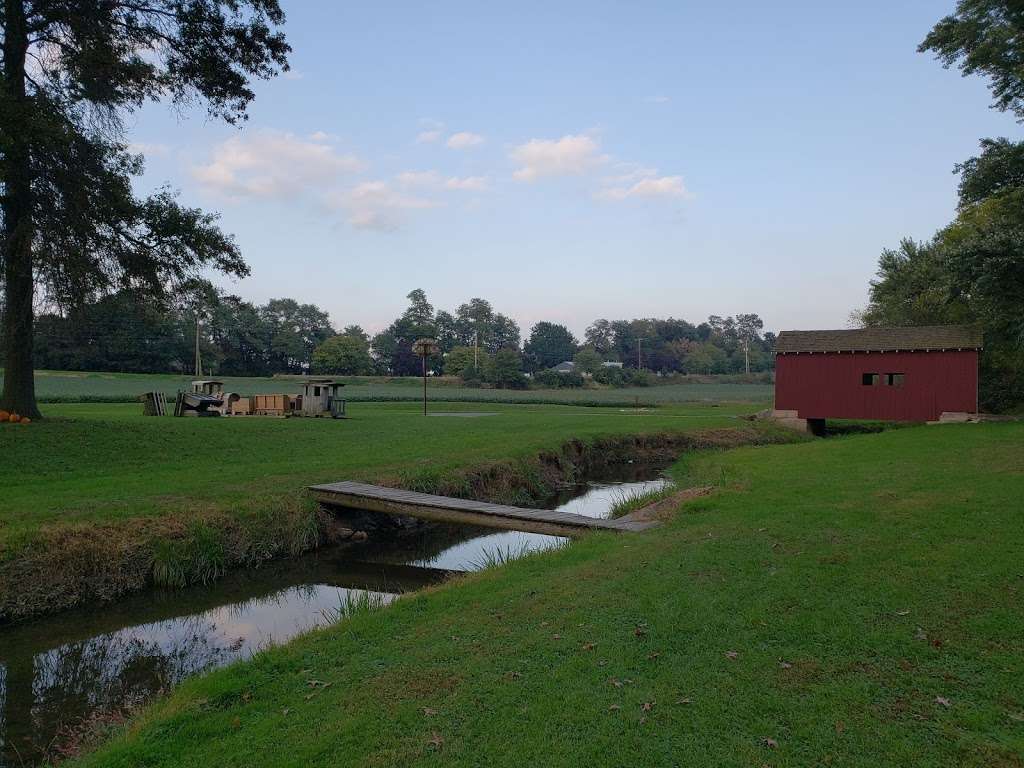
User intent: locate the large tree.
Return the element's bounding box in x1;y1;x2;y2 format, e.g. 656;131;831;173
261;298;333;374
523;322;577;371
371;289;440;375
0;1;290;417
312;333;373;376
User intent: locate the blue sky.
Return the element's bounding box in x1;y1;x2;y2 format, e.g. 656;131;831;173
130;0;1018;338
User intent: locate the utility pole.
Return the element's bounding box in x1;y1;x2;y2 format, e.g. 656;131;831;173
637;338;642;370
474;329;479;369
194;315;202;377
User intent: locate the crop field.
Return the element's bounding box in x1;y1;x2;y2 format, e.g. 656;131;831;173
3;369;774;407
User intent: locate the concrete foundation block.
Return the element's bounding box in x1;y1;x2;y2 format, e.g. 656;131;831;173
770;410;811;433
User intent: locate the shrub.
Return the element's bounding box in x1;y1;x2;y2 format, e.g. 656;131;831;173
531;370;584;388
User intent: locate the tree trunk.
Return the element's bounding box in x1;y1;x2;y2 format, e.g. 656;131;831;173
1;0;40;418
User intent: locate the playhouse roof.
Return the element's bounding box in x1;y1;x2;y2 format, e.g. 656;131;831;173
775;325;983;354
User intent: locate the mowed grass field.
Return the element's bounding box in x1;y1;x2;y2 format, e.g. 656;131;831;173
5;369;774;406
69;422;1024;767
0;400;754;551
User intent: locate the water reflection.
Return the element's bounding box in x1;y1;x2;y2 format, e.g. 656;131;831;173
0;474;669;766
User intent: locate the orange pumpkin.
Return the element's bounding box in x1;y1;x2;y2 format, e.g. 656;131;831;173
20;417;31;425
8;413;19;424
0;410;8;422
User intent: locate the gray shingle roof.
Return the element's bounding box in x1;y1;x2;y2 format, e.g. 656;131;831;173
774;325;983;354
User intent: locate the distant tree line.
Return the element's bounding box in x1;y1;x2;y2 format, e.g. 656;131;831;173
28;280;335;377
9;283;773;385
855;1;1024;411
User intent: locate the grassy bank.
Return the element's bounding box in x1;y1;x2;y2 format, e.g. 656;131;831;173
0;401;775;620
71;422;1024;767
5;369;774;406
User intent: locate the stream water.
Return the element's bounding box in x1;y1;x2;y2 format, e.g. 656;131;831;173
0;468;670;766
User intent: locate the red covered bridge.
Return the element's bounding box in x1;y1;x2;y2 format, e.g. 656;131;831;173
774;326;982;424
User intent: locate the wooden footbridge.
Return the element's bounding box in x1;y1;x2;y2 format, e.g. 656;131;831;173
309;481;658;537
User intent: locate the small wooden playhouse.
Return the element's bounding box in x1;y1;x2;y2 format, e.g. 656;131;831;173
299;378;347;418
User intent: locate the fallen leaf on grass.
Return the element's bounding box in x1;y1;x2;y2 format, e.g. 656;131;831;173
914;627;927;641
935;696;951;708
422;707;438;716
427;732;444;750
895;609;910;616
634;625;648;638
725;650;739;660
552;634;562;640
641;702;655;712
675;697;692;705
581;642;596;651
608;704;621;712
762;737;778;749
281;708;290;716
779;661;792;669
647;652;661;661
835;720;845;735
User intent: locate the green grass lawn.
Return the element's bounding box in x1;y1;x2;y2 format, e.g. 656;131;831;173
70;422;1024;767
6;369;774;406
0;401;751;548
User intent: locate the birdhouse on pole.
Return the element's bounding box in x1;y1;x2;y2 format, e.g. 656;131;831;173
412;338;440;415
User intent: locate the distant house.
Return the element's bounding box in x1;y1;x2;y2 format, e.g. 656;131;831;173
552;361;576;373
774;325;981;424
601;361;623;369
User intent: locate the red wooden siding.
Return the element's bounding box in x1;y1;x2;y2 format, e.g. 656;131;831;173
775;350;978;422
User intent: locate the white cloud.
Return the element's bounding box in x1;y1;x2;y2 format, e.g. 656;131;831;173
283;69;304;81
647;95;670;103
416;129;443;144
308;130;339;142
604;164;659;185
445;176;488;191
511;134;605;181
192;130;364;200
329;180;440;232
397;170;442;187
396;171;488;192
446;131;484;149
597;175;691;201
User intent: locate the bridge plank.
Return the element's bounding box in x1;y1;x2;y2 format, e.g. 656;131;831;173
309;481;658;536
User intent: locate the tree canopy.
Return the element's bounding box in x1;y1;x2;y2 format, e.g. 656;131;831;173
524;322;578;371
312;333;374;376
920;0;1024;120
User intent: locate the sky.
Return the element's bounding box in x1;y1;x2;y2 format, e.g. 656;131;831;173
129;0;1019;339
